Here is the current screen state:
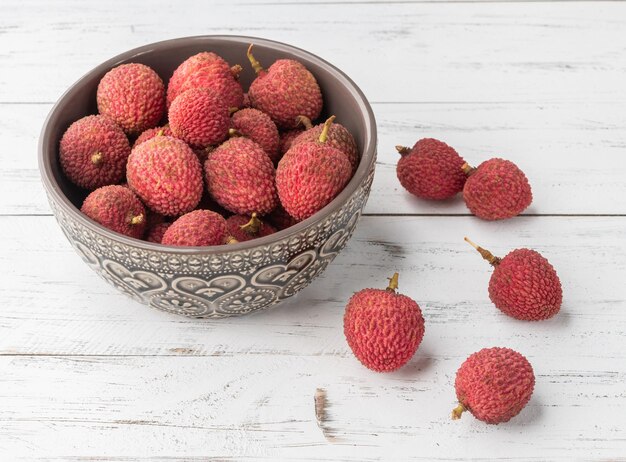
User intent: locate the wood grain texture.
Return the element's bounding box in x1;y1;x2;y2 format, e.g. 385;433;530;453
3;101;626;215
0;215;625;459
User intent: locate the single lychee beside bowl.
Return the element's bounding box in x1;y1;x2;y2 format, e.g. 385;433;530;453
39;35;377;318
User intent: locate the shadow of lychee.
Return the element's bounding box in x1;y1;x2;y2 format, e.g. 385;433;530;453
389;350;435;379
502;395;544;427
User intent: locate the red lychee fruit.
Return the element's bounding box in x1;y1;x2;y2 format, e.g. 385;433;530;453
291;116;359;173
59;115;130;190
344;273;426;372
133;125;173;148
81;185;146;239
462;158;532;220
126;136;203;216
226;213;277;242
205;137;278;215
168;88;230;148
278;128;304;157
267;203;299;230
166;52;244;109
276;117;352;221
453;347;535;424
161;209;230;247
464;238;562;321
96;63;165;135
246;44;322;129
396;138;467;200
230;108;280;163
145;221;171;244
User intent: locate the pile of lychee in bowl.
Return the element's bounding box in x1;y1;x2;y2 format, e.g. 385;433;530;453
39;36;377;318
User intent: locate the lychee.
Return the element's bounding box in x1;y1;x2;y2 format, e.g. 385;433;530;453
276;117;352;221
246;44;322;129
230;108;280;163
204;137;278;215
133;125;173;148
161;209;230;247
462;158;532;220
267;204;299;230
145;221;171;244
278;128;305;157
81;185;146;239
169;88;230;148
464;238;562;321
167;52;244;109
396;138;466;200
59;115;130;190
226;213;276;242
96;63;165;135
126;136;203;216
453;347;535;424
291;116;359;173
344;273;425;372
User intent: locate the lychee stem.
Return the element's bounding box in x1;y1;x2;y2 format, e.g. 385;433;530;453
228;128;242;138
247;44;264;75
240;212;262;235
461;162;477;176
386;272;399;292
156;129;164;137
318;115;336;144
464;237;501;266
91;152;103;165
226;236;239;245
229;107;240;115
451;403;466;420
296;115;313;130
230;64;243;78
395;145;411;156
129;214;144;226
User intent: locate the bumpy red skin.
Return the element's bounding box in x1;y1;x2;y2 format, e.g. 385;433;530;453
161;210;228;247
396;138;467;200
242;93;251;108
126;136;203;216
455;347;535;424
344;289;425;372
489;249;562;321
133;125;173;148
276;142;351;221
169;88;230;148
231;109;280;163
463;158;532;220
59;115;130;190
267;204;299;230
81;185;146;239
278;129;304;157
167;52;243;109
292;122;359;173
145;222;171;244
205;137;278;215
97;63;165;135
248;59;322;129
226;215;277;242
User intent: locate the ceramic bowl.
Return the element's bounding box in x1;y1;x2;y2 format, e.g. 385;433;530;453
39;35;377;318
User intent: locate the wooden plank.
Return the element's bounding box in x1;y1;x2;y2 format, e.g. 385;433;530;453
1;215;624;357
4;101;626;216
0;1;624;104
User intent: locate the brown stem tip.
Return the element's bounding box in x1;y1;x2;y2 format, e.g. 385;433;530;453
226;236;239;245
91;152;103;165
395;145;411;156
228;128;242;138
296;115;313;130
451;403;466;420
230;64;243;78
461;162;477;176
228;107;240;115
318;115;336;144
130;214;144;226
240;212;262;235
464;237;501;266
386;272;399;292
246;44;264;75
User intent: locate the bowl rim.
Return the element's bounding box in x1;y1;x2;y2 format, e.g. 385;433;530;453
39;35;377;255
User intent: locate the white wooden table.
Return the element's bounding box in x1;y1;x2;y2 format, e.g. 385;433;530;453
1;1;625;459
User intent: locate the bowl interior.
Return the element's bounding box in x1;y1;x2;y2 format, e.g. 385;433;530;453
40;35;376;250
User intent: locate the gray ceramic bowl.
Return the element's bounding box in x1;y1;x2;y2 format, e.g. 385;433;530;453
39;36;377;318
